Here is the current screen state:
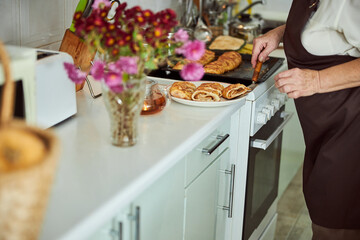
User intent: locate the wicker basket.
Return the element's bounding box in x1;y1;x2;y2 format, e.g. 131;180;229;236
0;41;59;240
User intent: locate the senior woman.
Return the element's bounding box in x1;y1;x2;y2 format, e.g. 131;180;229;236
251;0;360;239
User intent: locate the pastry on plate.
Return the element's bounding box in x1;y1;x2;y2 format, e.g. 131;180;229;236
204;51;242;74
173;50;216;70
170;81;197;100
209;35;245;50
191;82;224;102
222;83;251;99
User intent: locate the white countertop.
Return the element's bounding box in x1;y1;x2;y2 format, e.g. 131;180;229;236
40;78;246;240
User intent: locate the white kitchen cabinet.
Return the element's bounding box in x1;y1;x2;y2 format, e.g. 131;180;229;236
88;205;132;240
131;159;185;240
86;108;242;240
216;154;235;240
184;121;234;240
112;206;133;240
89;160;185;240
88;220;114;240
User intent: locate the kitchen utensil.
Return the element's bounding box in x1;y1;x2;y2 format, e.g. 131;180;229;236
194;18;213;42
193;0;212;42
59;0;96;91
69;0;90;32
228;13;262;43
252;60;263;82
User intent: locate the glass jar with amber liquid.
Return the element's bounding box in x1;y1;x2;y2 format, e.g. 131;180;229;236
141;79;168;115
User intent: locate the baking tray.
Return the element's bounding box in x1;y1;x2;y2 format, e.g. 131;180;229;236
148;52;284;85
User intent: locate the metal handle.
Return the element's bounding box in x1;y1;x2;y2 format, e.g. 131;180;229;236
86;61;102;98
85;75;102;98
222;164;235;218
119;221;123;240
202;134;230;155
135;206;140;240
109;221;123;240
251;111;293;150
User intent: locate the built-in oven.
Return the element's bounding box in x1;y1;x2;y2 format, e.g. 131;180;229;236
243;106;293;240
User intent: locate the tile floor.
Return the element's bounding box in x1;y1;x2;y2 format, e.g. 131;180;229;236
274;166;313;240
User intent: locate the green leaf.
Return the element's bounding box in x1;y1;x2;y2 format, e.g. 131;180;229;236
145;60;157;70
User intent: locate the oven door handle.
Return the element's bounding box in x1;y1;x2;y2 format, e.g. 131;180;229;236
251;111;293;150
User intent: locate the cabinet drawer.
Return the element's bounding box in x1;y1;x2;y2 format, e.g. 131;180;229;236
185;123;230;186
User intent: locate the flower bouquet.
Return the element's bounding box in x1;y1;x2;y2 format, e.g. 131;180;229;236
64;0;205;146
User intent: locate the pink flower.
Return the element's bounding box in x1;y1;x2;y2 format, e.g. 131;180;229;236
117;56;138;75
180;62;204;81
63;62;87;83
104;72;123;93
92;0;111;9
108;62;122;75
183;40;205;61
174;29;189;43
175;44;186;55
90;60;105;80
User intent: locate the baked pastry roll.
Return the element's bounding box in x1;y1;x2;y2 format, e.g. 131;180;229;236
195;82;224;95
170;81;197;100
204;51;242;74
173;50;216;70
191;82;224;102
222;83;251;99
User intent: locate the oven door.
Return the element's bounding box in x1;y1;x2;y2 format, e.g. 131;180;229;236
243;106;293;240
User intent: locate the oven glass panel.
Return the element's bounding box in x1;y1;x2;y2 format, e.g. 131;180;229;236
251;138;280;215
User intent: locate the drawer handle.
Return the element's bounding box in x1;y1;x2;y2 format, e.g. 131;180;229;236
202;134;230;155
135;206;140;240
129;207;141;240
222;164;235;218
119;221;123;240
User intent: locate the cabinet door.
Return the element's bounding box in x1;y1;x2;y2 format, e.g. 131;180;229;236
131;160;185;240
112;206;132;240
88;219;114;240
184;147;231;240
215;149;234;240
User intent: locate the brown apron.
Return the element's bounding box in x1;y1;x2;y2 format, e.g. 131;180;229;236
283;0;360;229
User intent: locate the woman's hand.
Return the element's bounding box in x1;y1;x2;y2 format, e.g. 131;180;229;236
251;25;286;68
274;68;320;99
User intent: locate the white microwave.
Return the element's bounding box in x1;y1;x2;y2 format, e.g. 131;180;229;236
0;45;77;128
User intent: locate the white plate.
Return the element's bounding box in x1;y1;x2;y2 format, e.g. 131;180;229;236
169;81;249;108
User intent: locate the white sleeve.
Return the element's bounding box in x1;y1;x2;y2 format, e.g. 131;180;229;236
337;0;360;57
301;0;360;57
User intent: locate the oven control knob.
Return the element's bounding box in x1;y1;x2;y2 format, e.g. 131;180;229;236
261;108;271;120
256;112;268;124
265;105;275;116
271;99;280;110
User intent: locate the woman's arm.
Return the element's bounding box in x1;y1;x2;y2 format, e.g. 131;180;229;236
274;58;360;99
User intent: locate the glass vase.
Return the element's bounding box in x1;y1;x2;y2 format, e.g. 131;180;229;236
102;75;146;147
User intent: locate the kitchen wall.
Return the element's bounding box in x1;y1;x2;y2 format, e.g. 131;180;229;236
0;0;179;50
237;0;292;21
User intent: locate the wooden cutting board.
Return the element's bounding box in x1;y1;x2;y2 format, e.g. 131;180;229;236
59;29;96;91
